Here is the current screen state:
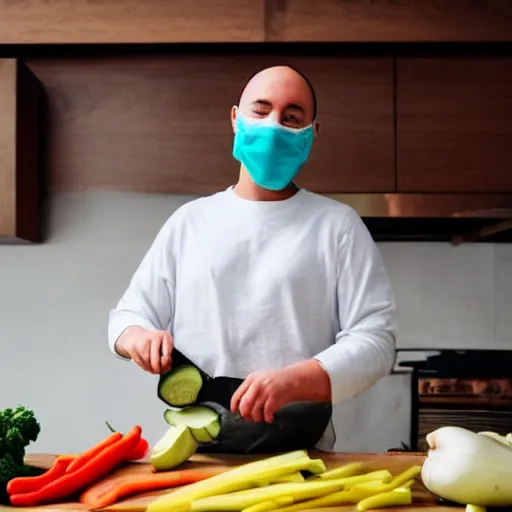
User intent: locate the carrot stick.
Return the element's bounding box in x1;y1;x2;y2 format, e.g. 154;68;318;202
7;456;75;495
130;438;149;460
106;421;149;461
9;426;142;507
66;432;123;473
79;467;228;510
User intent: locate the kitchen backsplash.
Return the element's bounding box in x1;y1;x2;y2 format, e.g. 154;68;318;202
380;240;507;351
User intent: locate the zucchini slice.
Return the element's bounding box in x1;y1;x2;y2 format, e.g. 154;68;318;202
158;365;203;407
164;406;221;444
150;425;199;471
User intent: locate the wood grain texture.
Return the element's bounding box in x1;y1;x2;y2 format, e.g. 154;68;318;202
26;54;394;195
16;451;454;512
0;60;16;239
396;57;512;193
0;0;264;44
266;0;512;42
282;56;395;193
0;59;44;243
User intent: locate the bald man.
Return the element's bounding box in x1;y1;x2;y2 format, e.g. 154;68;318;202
108;65;397;452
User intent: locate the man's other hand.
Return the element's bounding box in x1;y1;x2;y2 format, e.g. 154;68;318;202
115;326;173;375
230;359;331;423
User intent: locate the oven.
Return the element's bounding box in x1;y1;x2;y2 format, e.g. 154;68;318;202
397;349;512;452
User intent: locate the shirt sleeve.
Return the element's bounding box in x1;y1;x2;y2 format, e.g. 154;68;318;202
314;208;397;405
108;219;176;359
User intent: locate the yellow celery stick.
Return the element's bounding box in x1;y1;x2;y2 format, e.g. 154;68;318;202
388;465;421;486
466;505;487;512
242;496;295;512
274;479;418;512
226;469;389;500
270;489;363;512
336;469;392;489
356;487;412;512
250;458;325;488
272;473;305;484
318;462;365;480
190;478;351;512
254;473;304;487
353;464;421;494
259;483;389;512
146;450;310;512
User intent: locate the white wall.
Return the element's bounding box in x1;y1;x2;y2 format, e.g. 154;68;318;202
1;190;510;455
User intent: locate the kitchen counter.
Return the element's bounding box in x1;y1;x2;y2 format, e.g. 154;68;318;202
4;450;458;511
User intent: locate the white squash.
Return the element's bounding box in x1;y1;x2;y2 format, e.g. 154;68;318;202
421;426;512;507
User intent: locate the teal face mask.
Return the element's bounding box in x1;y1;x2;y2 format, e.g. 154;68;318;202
232;112;315;191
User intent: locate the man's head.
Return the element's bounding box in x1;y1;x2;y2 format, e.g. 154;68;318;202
232;65;318;132
231;65;319;193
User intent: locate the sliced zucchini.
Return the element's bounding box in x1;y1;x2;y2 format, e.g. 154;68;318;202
158;365;203;407
164;406;221;444
150;425;199;471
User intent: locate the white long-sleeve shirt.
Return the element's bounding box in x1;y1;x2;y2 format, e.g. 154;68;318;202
108;186;397;451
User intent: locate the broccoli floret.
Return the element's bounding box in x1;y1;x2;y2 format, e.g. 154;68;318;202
3;429;26;462
0;405;41;504
0;453;22;483
0;453;23;505
9;406;41;444
0;405;41;459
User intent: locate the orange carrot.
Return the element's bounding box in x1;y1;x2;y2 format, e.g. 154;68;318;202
130;438;149;460
79;467;228;510
106;421;149;461
9;426;142;507
66;432;123;473
7;455;75;495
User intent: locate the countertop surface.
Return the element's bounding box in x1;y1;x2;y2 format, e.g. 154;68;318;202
3;451;461;512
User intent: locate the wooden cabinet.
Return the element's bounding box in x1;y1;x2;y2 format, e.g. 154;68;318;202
27;54;394;195
2;0;512;44
265;0;512;42
396;57;512;193
285;57;395;193
0;0;264;44
0;59;44;243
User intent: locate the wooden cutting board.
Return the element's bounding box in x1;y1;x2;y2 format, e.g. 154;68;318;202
3;451;459;512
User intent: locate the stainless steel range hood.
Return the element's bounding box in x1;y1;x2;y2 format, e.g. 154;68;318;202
324;194;512;244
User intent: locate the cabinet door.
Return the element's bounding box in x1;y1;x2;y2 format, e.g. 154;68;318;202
396;58;512;193
265;0;512;42
0;59;43;243
0;0;264;44
30;54;394;195
286;57;395;193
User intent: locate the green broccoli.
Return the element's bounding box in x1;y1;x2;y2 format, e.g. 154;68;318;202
0;405;41;504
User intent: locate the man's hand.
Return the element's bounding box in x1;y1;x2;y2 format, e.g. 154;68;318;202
230;359;331;424
114;326;173;375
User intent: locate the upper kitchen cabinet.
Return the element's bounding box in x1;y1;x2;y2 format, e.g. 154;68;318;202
0;59;44;243
0;0;264;43
396;57;512;193
265;0;512;42
285;57;395;193
29;54;394;195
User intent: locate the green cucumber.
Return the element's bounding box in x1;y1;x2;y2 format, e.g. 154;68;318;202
150;424;199;471
164;406;221;444
158;365;203;407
